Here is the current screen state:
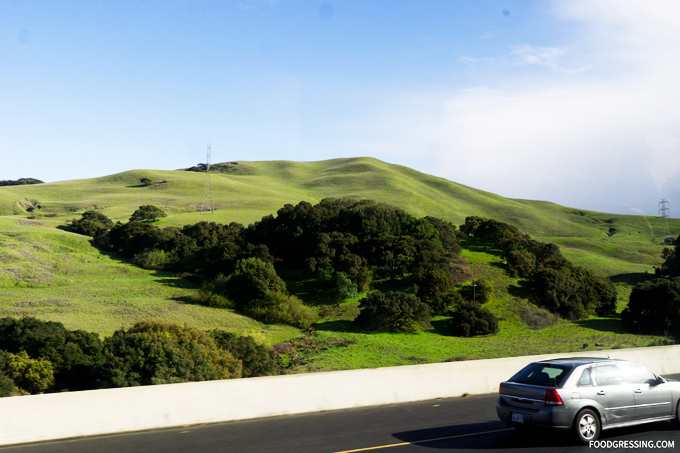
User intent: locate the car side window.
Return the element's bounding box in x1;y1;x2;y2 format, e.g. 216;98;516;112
592;365;625;386
617;363;657;385
578;367;592;386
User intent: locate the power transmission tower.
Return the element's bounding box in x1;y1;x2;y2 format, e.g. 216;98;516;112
200;144;215;215
659;198;670;244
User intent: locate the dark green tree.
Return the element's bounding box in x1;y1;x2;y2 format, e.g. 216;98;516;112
209;330;279;378
355;291;431;333
227;258;287;309
129;205;167;223
448;301;499;337
102;321;241;387
67;210;114;237
622;278;680;338
0;317;105;392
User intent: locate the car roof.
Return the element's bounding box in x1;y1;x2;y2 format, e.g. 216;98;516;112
534;357;626;367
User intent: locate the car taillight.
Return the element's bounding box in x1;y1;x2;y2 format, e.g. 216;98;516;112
545;388;564;406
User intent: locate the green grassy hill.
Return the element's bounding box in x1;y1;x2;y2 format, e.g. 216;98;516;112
0;157;676;369
3;157;674;268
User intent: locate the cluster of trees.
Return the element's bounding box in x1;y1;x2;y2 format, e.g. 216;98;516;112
622;278;680;339
623;235;680;339
0;178;43;186
66;199;499;337
461;216;617;320
0;317;279;396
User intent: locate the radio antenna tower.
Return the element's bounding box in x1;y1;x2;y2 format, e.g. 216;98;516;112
200;144;215;215
659;198;670;243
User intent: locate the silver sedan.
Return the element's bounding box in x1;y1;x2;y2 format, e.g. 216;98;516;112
496;357;680;444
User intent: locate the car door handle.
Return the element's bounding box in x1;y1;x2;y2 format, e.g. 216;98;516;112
635;389;643;393
597;390;606;395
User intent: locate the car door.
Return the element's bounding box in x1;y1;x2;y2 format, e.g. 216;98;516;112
590;364;636;426
617;362;672;420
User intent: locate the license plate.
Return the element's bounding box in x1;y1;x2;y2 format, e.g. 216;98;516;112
511;413;524;423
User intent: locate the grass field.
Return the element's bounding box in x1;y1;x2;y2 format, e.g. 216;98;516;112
0;158;676;371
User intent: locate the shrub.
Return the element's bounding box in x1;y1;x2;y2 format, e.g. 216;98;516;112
355;291;431;333
244;291;318;329
0;371;18;397
333;271;358;302
132;248;173;270
197;274;234;308
210;330;279;377
227;258;287;309
129;205;167;223
414;268;457;314
67;210;114;237
4;351;54;394
512;300;557;329
102;321;242;387
448;301;499;337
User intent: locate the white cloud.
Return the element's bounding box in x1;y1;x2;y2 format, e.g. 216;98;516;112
509;44;589;74
428;0;680;214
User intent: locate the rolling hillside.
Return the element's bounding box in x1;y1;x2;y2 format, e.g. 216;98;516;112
0;157;677;368
1;157;675;270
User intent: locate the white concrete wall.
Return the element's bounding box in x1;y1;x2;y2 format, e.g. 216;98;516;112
0;345;678;446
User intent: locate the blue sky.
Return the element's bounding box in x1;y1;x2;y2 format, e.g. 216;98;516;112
1;0;679;217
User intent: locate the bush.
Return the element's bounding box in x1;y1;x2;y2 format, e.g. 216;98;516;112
0;371;18;397
448;301;499;337
67;210;114;237
355;291;431;333
210;330;279;377
102;321;242;387
132;248;173;270
333;271;358;302
129;205;167;223
244;291;318;329
227;258;287;309
197;275;234;308
475;278;493;304
5;351;54;394
414;268;457;314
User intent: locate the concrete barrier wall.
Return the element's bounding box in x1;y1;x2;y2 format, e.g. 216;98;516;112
1;345;679;446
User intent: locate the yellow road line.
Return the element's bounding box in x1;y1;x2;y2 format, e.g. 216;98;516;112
332;428;513;453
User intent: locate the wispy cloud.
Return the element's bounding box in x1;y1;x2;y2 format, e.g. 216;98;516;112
509;44;590;73
394;0;680;215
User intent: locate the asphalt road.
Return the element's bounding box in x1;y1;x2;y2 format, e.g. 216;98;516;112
3;375;680;453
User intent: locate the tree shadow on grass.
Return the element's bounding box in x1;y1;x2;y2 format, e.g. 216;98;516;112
575;316;623;334
313;319;363;333
508;280;533;299
286;278;334;307
609;272;656;286
461;237;504;258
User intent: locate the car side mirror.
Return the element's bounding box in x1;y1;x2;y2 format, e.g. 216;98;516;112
654;375;666;385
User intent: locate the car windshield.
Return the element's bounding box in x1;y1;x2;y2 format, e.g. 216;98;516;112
510;363;570;387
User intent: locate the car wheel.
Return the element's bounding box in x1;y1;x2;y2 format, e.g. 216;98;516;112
573;409;600;444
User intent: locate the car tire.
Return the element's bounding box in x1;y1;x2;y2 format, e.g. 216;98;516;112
573;409;600;444
673;401;680;427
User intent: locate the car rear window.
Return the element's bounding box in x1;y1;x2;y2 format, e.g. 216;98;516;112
509;363;570;387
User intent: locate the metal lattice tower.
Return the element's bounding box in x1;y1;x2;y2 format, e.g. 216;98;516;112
659;198;670;243
200;144;215;215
